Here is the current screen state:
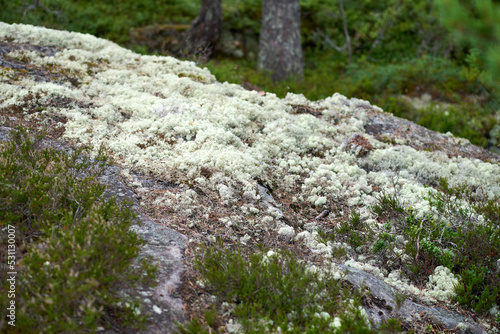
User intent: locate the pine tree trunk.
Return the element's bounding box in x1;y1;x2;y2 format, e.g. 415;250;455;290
188;0;222;59
258;0;304;82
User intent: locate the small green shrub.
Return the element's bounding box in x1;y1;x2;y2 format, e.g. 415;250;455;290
0;129;107;240
331;211;375;250
179;243;381;333
15;204;150;332
454;266;498;314
370;193;406;222
402;210;455;274
379;318;402;332
372;232;395;254
0;128;156;332
453;222;500;312
198;245;342;332
176;318;211;334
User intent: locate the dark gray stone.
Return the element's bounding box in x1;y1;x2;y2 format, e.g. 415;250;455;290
338;264;487;333
0;126;13;142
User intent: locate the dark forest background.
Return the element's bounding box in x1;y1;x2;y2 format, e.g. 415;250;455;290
2;0;500;152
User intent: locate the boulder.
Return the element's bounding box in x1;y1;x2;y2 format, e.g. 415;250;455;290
1;23;498;333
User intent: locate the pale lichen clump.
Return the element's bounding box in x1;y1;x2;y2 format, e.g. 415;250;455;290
277;224;295;242
426;266;459;301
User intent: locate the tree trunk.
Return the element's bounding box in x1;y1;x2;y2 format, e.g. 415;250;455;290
258;0;304;82
188;0;222;59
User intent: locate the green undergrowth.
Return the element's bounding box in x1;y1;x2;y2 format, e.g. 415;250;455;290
0;0;199;45
343;57;499;148
178;242;402;333
326;177;500;316
0;128;157;333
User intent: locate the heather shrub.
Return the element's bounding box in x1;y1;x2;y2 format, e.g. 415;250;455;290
178;243;385;333
0;128;157;332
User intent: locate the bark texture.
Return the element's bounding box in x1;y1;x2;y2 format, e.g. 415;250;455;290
258;0;304;82
188;0;222;59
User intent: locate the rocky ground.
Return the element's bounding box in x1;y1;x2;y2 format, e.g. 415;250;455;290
1;23;499;333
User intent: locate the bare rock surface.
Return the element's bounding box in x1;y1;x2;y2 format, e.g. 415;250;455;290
0;126;12;141
365;111;500;164
96;159;188;334
338;264;487;334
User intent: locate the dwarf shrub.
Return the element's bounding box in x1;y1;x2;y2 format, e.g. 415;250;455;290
178;243;384;333
0;128;156;332
324;210;375;251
